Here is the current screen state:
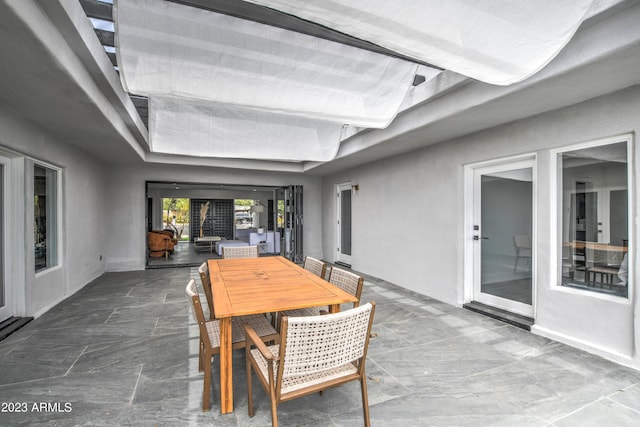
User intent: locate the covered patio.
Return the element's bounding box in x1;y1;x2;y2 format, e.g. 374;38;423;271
2;1;640;425
1;266;639;426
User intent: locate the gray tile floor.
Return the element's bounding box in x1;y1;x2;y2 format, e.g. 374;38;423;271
147;241;218;268
1;266;640;426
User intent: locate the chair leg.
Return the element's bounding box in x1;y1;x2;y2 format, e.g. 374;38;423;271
269;382;278;427
202;354;211;412
360;373;371;427
247;357;254;417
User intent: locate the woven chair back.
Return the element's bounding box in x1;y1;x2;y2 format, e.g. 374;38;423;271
280;302;374;378
185;279;205;325
197;262;215;318
303;256;327;278
223;245;259;258
329;267;364;305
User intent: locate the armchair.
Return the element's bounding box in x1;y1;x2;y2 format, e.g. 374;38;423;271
147;231;175;258
244;302;376;427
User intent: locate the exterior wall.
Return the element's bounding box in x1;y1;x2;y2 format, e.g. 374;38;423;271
322;85;640;369
0;106;108;317
104;162;322;271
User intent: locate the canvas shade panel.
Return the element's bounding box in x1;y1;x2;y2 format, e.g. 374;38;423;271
149;97;344;162
246;0;594;86
115;0;418;128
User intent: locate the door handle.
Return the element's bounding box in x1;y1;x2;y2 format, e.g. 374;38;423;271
473;235;489;240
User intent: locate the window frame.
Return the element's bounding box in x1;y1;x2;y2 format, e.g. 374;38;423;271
551;134;633;301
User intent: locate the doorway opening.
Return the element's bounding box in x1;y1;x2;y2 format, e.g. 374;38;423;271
162;198;189;242
146;182;302;267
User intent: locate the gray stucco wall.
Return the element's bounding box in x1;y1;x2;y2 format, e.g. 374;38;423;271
103;162;323;271
0;106;108;317
322;85;640;368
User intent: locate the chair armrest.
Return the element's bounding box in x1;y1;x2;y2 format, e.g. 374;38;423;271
243;323;278;361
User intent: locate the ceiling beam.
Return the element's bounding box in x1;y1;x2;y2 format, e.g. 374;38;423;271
94;28;114;47
79;0;113;22
106;51;116;66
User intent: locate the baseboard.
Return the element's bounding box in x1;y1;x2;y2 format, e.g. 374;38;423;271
531;324;639;371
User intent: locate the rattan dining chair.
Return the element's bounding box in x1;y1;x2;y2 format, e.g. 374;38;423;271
303;256;328;279
244;301;376;427
185;278;278;412
280;266;364;318
223;245;259;258
197;262;215;320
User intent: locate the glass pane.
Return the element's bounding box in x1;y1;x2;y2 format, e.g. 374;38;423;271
560;142;628;298
0;165;3;308
163;198;190;240
480;168;533;305
340;189;352;256
35;164;57;272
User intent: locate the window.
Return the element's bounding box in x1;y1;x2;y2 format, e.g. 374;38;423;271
34;164;58;271
558;139;629;297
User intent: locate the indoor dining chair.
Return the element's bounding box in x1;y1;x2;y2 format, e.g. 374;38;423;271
223;245;259;258
513;234;532;272
244;302;376;427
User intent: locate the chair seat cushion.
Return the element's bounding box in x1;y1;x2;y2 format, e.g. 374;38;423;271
206;315;276;348
233;314;277;340
251;344;358;395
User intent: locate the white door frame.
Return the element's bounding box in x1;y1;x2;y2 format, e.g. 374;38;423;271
336;182;352;265
464;155;537;317
0;154;12;321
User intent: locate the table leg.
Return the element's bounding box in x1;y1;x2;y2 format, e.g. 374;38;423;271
219;317;233;414
328;303;340;314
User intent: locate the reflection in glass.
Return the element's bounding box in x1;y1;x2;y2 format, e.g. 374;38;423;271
34;164;58;272
560;142;628;297
340;189;352;256
480;168;533;305
0;165;3;308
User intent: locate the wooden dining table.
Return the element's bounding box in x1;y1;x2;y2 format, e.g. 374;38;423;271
207;256;358;414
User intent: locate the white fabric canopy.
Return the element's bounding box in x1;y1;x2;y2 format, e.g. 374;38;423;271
246;0;594;86
115;0;418;161
115;0;417;127
149;97;343;162
115;0;593;162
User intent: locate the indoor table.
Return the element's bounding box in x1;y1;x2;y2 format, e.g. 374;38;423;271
208;256;358;414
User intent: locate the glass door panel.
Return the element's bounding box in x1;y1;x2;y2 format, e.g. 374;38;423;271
474;161;534;316
337;183;352;265
0;160;9;322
